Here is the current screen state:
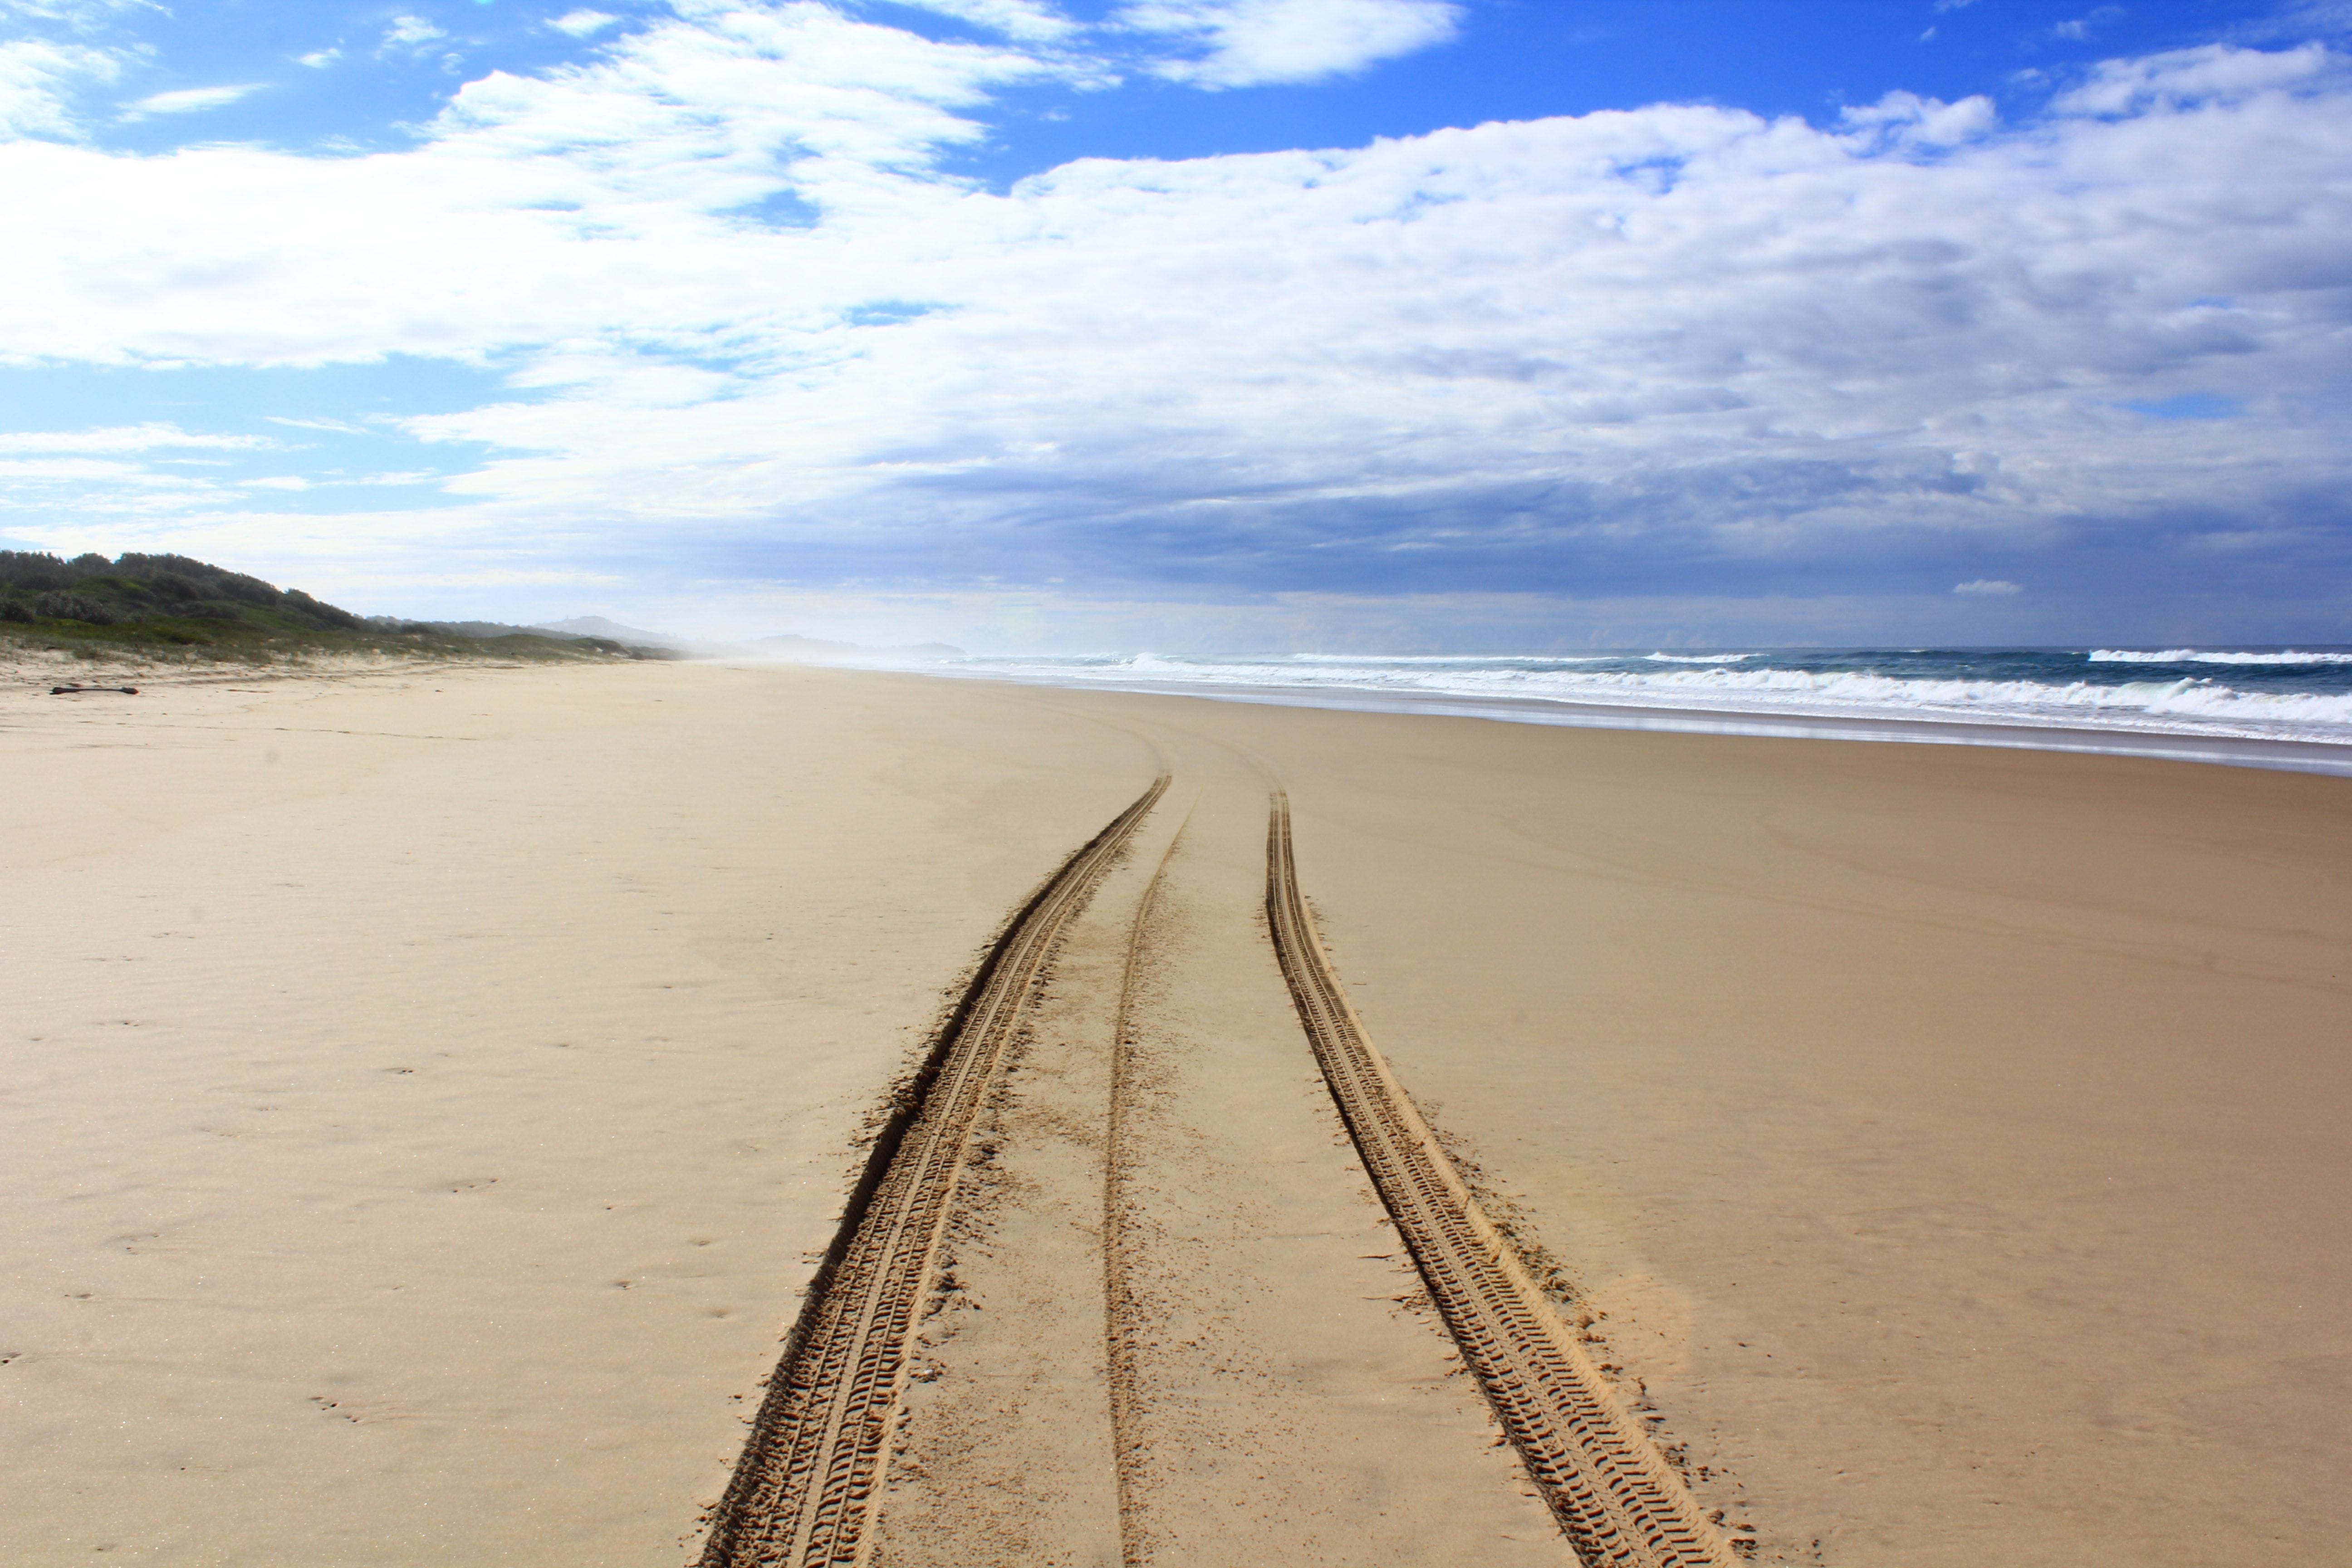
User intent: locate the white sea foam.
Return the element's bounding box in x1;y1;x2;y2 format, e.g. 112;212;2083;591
2089;648;2352;665
1644;651;1757;663
1289;652;1617;666
1469;667;2352;734
947;652;2352;747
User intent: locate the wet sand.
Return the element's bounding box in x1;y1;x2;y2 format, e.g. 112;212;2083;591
4;657;2345;1564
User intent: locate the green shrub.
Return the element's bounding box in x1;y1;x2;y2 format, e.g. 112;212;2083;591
34;590;119;624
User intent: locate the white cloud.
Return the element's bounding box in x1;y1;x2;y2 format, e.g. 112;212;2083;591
2248;2;2352;41
2056;41;2336;114
0;0;159;22
891;0;1076;43
0;424;273;511
118;83;264;120
2051;8;2122;44
265;414;373;435
1953;579;2023;596
0;423;273;452
1123;0;1460;87
0;17;2347;624
549;10;621;38
297;48;341;69
381;15;446;53
0;456;207;487
0;37;120;140
1838;89;1996;148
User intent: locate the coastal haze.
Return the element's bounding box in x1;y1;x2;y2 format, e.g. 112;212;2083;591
5;1;2352;1566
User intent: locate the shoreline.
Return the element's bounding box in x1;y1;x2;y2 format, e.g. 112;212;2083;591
34;636;2347;779
895;662;2352;776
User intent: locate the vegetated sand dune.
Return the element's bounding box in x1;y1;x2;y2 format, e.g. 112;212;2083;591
4;658;2346;1566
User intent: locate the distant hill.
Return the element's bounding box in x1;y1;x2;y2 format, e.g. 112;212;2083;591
534;615;680;644
532;615;720;653
391;617;571;642
0;551;661;663
755;633;965;662
529;619;965;662
368;617;683;659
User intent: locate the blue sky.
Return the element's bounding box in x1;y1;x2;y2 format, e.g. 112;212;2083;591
2;0;2348;648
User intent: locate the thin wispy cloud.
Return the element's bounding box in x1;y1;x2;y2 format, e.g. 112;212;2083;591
118;82;264;120
549;10;622;38
0;0;164;23
892;0;1077;43
0;423;274;453
378;14;446;56
2052;7;2127;42
0;36;119;138
1122;0;1461;87
2055;40;2335;113
2245;1;2352;39
265;415;373;436
0;455;208;485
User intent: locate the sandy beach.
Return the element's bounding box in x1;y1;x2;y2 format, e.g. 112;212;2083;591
5;656;2347;1566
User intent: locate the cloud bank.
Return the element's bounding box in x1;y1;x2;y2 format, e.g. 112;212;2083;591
0;2;2348;644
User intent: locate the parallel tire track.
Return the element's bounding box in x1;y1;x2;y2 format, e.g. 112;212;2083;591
700;775;1169;1568
1264;791;1738;1568
1102;811;1189;1568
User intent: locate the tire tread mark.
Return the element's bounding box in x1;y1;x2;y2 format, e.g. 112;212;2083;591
1103;810;1190;1568
1264;790;1737;1568
700;774;1169;1568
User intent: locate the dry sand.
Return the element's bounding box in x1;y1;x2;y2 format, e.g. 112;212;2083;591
4;656;2346;1565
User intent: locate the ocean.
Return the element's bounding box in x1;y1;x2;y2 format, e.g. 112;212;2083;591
918;647;2352;774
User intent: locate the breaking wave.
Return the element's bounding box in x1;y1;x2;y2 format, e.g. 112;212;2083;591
2089;648;2352;666
933;647;2352;750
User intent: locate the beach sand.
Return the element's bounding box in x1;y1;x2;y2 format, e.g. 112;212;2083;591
4;657;2345;1565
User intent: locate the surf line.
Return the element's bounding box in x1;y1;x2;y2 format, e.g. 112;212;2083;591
1264;789;1737;1568
698;774;1170;1568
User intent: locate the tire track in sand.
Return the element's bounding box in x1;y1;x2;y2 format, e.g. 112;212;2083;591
698;774;1168;1568
1264;789;1738;1568
1102;806;1189;1568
